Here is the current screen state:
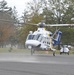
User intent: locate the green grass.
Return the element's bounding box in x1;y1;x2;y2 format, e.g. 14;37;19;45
0;48;30;53
0;47;74;54
0;48;9;52
69;48;74;54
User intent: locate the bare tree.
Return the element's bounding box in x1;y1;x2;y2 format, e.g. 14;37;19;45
0;0;17;47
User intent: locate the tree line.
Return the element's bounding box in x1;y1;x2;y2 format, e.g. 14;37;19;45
0;0;18;47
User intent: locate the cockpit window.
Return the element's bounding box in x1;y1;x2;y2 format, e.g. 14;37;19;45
33;34;41;40
27;34;33;40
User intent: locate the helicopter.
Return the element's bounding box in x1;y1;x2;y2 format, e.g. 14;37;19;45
25;21;74;56
25;21;63;56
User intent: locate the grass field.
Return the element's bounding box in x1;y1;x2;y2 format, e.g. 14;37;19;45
0;48;30;53
0;47;74;54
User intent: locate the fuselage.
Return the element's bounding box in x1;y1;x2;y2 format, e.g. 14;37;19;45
25;28;52;50
25;27;62;51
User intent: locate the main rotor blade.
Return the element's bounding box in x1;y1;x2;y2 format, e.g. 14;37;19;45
0;19;74;27
18;22;37;25
46;24;74;27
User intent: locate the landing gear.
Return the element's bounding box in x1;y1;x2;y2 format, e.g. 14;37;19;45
50;48;56;56
60;52;69;55
53;51;55;56
68;52;69;55
31;49;35;55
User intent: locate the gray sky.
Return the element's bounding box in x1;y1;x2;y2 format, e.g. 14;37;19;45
3;0;31;17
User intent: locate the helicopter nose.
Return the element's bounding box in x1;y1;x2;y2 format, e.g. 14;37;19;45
25;40;41;47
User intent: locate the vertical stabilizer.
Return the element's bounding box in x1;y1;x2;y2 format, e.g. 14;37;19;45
53;31;62;46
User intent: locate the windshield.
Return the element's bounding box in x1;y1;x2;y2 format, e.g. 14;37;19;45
27;34;33;40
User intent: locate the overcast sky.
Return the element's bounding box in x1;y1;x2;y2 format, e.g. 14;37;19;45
3;0;31;17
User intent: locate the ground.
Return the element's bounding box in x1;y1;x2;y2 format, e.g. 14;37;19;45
0;53;74;75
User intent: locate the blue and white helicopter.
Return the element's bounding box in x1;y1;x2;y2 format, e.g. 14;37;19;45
25;21;74;56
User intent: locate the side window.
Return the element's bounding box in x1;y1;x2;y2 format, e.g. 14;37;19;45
47;37;50;44
39;36;43;42
41;37;45;43
36;34;41;40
